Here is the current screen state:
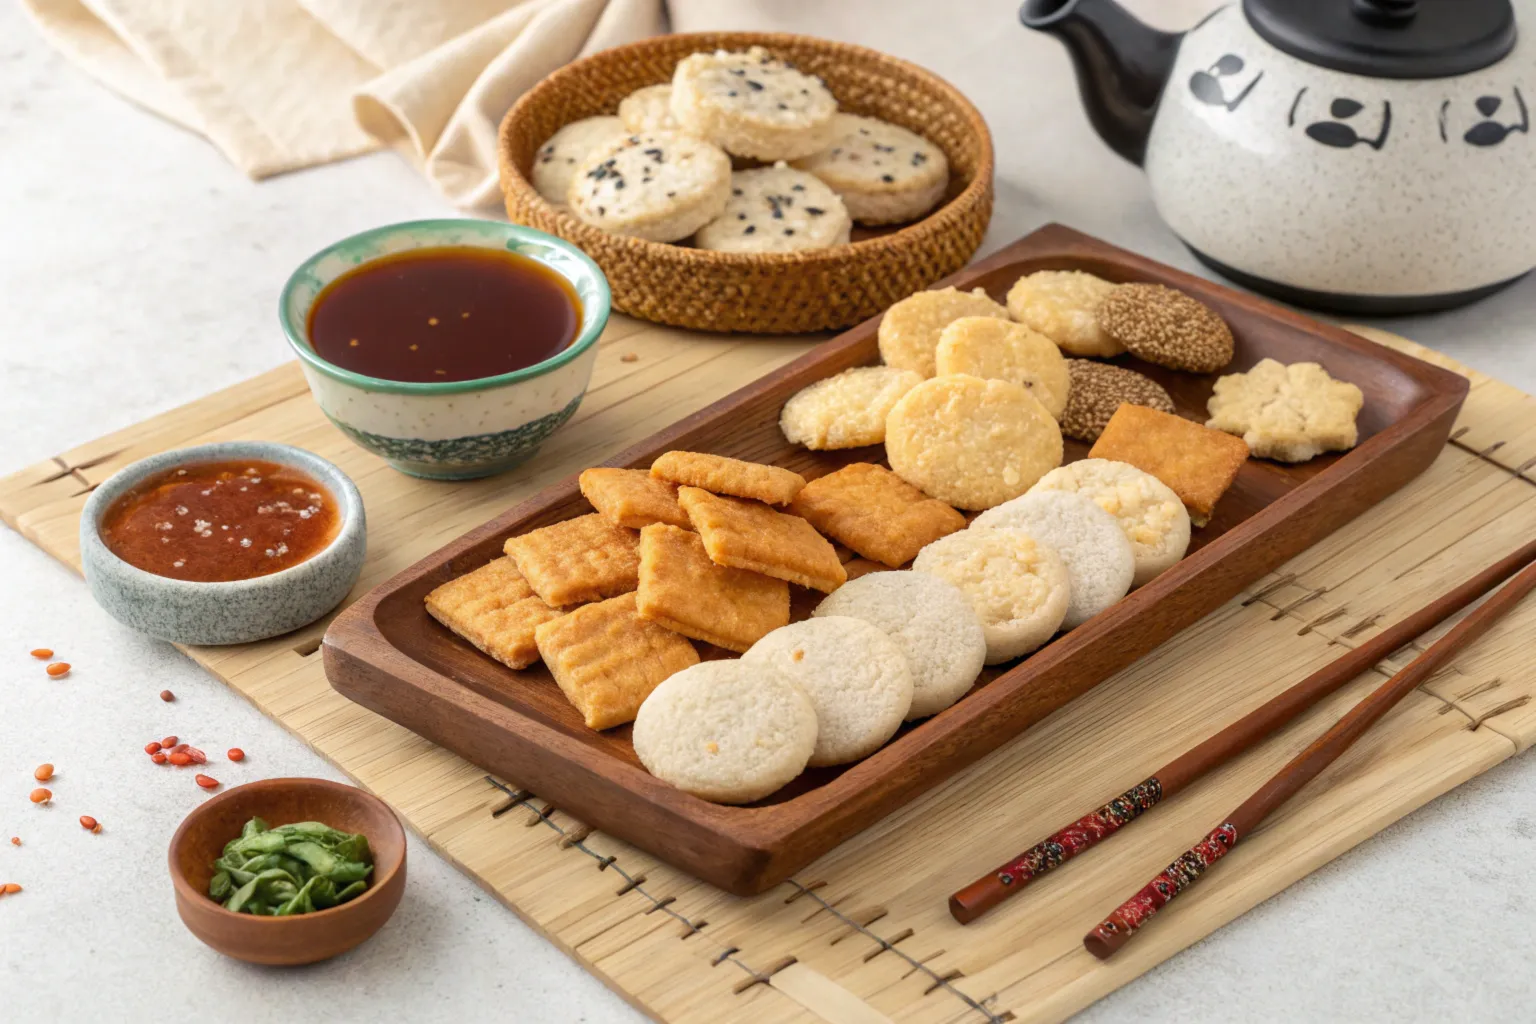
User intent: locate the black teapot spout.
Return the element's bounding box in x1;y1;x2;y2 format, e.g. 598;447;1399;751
1020;0;1183;165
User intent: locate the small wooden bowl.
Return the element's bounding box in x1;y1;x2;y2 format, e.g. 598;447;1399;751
498;31;995;334
168;778;407;965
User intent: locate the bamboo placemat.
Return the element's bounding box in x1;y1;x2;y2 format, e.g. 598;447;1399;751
3;318;1534;1024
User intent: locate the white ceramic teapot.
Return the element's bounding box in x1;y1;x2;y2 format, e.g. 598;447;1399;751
1022;0;1534;313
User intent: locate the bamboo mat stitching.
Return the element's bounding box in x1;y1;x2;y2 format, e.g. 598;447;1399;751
485;778;792;994
783;880;1011;1022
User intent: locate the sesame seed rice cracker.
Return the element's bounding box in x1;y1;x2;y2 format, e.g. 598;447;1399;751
1097;283;1235;373
670;47;839;162
568;130;731;243
1059;360;1176;442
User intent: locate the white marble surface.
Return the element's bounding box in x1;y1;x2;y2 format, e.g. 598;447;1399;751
3;2;1535;1021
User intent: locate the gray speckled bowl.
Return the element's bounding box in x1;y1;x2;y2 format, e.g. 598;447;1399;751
80;442;367;646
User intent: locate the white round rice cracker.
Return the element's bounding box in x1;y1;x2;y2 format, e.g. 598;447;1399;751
696;164;851;254
742;617;913;766
619;84;680;132
973;490;1134;630
567;130;731;243
779;365;923;450
913;528;1069;664
633;660;817;804
1030;458;1191;587
792;114;949;225
531;116;627;208
813;570;985;719
935;316;1071;420
670;47;839;161
877;286;1009;378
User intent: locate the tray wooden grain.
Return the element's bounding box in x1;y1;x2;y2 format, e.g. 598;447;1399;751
322;225;1468;895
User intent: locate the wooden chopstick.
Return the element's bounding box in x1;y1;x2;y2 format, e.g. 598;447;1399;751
1083;550;1536;958
949;537;1536;926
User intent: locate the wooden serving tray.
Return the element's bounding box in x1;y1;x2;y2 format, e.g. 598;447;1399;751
322;225;1467;896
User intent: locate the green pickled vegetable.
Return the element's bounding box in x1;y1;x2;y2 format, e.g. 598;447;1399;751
209;817;373;916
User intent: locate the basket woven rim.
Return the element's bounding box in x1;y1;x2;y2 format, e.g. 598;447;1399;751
497;31;995;269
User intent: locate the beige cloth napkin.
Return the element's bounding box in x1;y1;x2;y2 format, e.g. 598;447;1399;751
20;0;665;207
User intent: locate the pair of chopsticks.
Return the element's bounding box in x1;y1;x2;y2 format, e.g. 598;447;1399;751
950;537;1536;958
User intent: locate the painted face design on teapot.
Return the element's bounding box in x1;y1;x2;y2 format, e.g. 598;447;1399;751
1439;86;1529;146
1288;89;1393;150
1188;54;1264;112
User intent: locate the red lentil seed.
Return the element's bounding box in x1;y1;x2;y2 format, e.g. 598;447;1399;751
30;648;53;659
145;741;162;755
9;837;19;847
29;788;51;804
33;764;53;782
227;748;245;762
79;816;97;831
195;775;219;790
2;883;21;894
159;690;175;702
168;752;192;766
150;752;168;764
45;662;70;678
185;747;207;765
161;736;178;749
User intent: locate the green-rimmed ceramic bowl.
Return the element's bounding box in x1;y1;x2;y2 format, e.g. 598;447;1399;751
281;220;610;480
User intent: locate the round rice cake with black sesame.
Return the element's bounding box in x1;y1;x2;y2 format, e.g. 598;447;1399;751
619;84;680;133
532;116;627;208
568;130;731;243
695;163;851;253
1059;360;1176;442
669;47;838;161
793;114;948;225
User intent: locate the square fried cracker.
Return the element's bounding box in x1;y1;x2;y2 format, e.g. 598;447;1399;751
534;593;698;730
636;524;789;653
424;557;562;670
790;463;966;568
1090;403;1249;526
650;450;806;505
677;486;847;592
579;468;690;530
504;513;640;607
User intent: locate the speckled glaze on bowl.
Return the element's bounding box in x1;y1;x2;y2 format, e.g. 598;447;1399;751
280;219;611;480
80;442;366;646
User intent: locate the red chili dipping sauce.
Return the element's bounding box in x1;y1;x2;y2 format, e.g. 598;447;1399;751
100;461;340;582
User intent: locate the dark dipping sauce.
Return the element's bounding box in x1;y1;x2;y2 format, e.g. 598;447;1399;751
307;247;581;384
100;461;340;583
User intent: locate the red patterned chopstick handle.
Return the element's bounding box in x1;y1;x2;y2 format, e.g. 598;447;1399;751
996;777;1164;889
1084;822;1241;959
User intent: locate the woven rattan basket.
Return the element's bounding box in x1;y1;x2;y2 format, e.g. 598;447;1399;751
498;32;994;334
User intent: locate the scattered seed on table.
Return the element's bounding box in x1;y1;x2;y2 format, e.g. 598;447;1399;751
29;648;53;659
161;736;178;749
227;748;245;762
2;883;21;894
159;690;175;702
92;824;102;834
620;352;639;363
185;747;207;765
150;752;167;765
29;789;51;805
168;752;192;766
144;741;162;755
45;662;70;678
9;837;19;847
194;775;219;790
33;764;53;782
79;816;97;831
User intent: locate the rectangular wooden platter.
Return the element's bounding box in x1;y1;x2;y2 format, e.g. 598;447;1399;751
322;224;1469;896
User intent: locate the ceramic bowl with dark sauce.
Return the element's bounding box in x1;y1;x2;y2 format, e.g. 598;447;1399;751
80;441;366;645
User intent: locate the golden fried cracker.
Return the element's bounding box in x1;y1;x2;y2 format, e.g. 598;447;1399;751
579;467;690;530
677;486;846;592
504;513;639;607
790;463;966;568
650;450;805;505
534;593;698;730
1089;404;1249;526
424;557;562;670
636;524;789;653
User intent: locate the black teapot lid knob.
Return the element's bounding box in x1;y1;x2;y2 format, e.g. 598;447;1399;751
1244;0;1515;79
